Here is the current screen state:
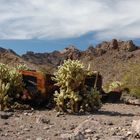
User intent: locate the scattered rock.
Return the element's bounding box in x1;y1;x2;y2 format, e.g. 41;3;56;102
74;119;100;134
36;137;44;140
4;133;8;136
0;112;13;119
126;131;132;137
4;122;9;125
84;129;92;134
41;118;50;124
55;112;64;117
43;126;49;130
69;124;76;130
54;133;59;136
94;134;101;140
24;112;29;116
60;133;72;140
63;117;67;120
105;121;114;125
17;131;25;135
23;128;30;131
132;119;140;137
49;124;55;129
62;127;66;130
105;136;126;140
29;125;33;128
19;125;24;129
60;132;84;140
36;116;50;124
121;93;140;105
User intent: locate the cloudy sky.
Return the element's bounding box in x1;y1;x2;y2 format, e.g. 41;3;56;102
0;0;140;54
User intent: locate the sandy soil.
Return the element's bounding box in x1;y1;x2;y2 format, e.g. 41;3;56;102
0;103;140;140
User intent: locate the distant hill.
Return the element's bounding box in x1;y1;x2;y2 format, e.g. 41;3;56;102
0;47;38;70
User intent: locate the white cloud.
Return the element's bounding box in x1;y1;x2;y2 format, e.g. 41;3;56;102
0;0;140;40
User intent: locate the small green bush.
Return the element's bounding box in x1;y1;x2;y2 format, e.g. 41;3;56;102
122;62;140;98
109;81;122;92
130;87;140;98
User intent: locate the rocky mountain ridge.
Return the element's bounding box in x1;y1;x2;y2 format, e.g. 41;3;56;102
22;39;139;64
0;39;140;84
21;39;140;83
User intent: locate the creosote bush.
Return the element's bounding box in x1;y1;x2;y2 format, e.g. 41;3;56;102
53;59;102;113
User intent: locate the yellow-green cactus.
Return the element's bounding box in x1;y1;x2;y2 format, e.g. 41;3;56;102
53;59;101;113
15;64;29;70
0;63;24;110
0;63;9;82
0;80;10;110
53;59;86;90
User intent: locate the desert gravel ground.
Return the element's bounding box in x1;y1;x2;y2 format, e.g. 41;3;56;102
0;103;140;140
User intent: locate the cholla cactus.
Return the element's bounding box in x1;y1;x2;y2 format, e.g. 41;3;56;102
54;89;68;112
0;63;24;110
0;63;9;82
53;59;101;113
53;59;86;90
79;88;102;112
8;68;23;98
15;64;29;70
0;80;10;110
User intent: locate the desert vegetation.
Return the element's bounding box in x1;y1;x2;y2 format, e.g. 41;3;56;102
0;58;140;112
0;59;140;140
0;61;102;113
0;63;27;110
122;62;140;98
52;59;101;113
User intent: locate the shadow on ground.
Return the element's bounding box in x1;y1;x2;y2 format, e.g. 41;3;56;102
96;110;134;117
